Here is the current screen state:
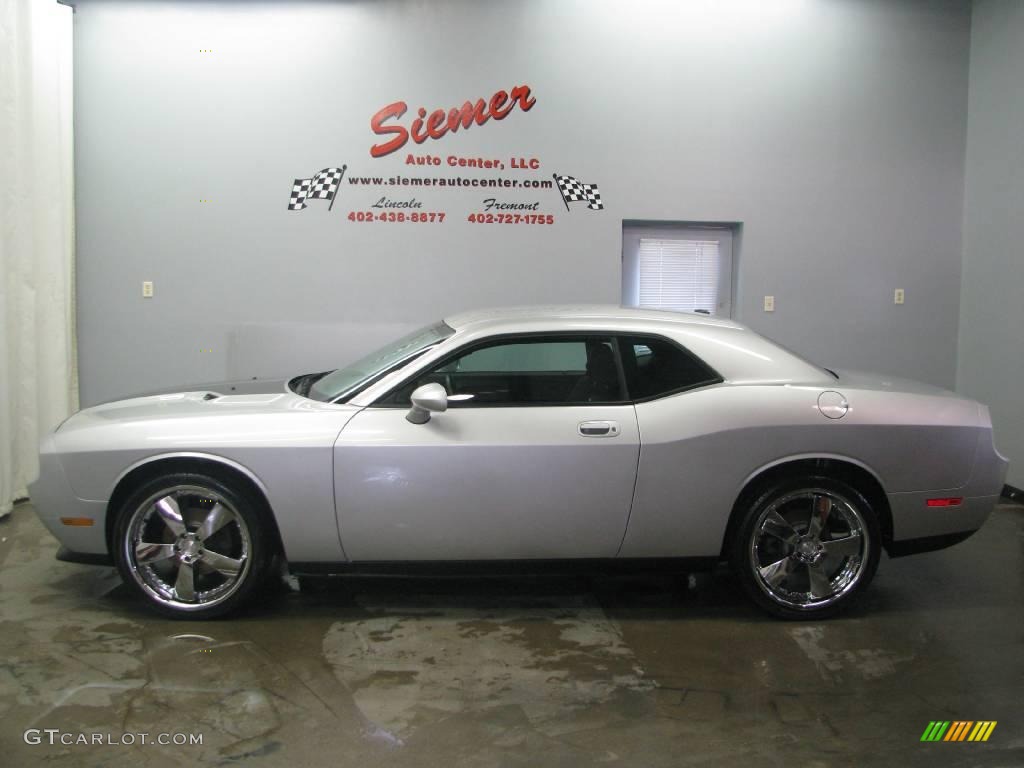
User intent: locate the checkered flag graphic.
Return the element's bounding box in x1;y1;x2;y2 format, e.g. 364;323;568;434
288;166;346;211
553;173;604;211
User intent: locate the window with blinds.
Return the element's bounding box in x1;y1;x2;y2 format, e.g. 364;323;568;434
637;238;721;313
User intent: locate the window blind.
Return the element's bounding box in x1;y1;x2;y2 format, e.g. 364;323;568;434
637;238;720;313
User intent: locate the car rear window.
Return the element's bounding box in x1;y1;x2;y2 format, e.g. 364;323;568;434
617;335;720;400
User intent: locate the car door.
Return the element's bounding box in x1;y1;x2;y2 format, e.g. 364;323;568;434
333;334;640;561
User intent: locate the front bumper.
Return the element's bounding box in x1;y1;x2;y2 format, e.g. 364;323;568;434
56;546;114;566
27;433;109;556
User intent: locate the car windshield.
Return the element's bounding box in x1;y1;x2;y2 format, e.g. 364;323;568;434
307;321;455;402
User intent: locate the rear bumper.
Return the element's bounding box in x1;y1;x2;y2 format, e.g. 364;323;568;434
887;492;1000;543
886;529;978;558
886;423;1008;547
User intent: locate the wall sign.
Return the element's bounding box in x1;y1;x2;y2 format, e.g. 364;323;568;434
287;166;346;211
553;175;603;211
369;85;536;158
286;84;603;223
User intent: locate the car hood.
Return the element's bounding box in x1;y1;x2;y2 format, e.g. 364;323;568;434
112;377;291;401
57;389;356;435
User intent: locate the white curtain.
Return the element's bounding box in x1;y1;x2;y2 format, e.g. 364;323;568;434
0;0;77;518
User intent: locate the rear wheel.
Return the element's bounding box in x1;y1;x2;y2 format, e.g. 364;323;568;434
730;476;880;619
113;472;273;619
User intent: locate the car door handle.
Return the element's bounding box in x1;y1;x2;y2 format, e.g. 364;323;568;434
578;421;620;437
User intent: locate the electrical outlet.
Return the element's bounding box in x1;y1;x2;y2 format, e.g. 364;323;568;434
142;281;154;298
894;288;905;305
764;295;775;312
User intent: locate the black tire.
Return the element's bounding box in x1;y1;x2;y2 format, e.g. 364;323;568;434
112;472;274;619
729;475;881;620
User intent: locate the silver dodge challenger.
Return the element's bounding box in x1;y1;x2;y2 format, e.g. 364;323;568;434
29;306;1009;620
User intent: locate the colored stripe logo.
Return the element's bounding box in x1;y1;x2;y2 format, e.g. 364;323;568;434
921;721;997;742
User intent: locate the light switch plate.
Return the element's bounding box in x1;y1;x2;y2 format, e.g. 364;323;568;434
764;295;775;312
142;281;154;298
894;288;905;305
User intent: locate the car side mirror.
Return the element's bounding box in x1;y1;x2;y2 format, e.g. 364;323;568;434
406;383;448;424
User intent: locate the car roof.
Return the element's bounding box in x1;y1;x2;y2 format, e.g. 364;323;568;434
440;304;832;386
444;304;744;333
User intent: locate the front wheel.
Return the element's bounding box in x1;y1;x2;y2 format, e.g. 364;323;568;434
113;472;273;619
730;476;881;619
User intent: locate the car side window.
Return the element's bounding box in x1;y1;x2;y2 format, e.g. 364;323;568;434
617;335;719;400
383;336;626;406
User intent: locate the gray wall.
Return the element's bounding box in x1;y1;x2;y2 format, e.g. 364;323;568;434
74;0;973;406
957;0;1024;487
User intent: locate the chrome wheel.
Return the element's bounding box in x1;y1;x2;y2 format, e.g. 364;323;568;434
124;484;251;612
748;488;869;611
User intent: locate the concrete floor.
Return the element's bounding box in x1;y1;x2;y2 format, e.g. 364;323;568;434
1;501;1021;767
